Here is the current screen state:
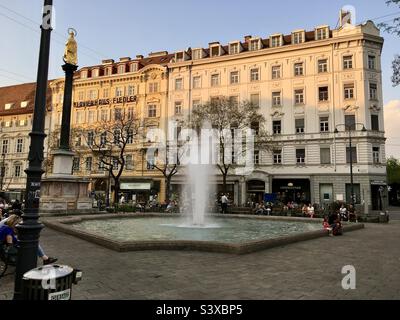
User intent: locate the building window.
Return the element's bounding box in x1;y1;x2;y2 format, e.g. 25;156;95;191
75;136;81;147
343;55;353;69
100;109;108;121
16;138;24;153
118;65;125;74
193;76;201;88
104;68;111;76
193;100;201;109
100;132;107;146
373;147;380;164
273;120;281;134
318;59;328;73
369;83;378;100
87;131;94;146
320;117;329;132
230;71;239;84
294;63;304;76
115;87;123;97
345;115;356;131
2;140;9;154
149;82;159;93
126;129;134;144
86;157;92;171
148;105;157;118
210;46;220;57
175;78;183;90
320;147;331;164
344;84;354;99
368;55;376;70
371;114;379;131
192;49;202;60
147;155;155;170
78;91;84;100
114;108;122;121
250;93;260;107
14;165;21;178
271;36;281;47
130;63;138;72
81;71;87;79
72;157;80;171
211;74;220;87
294;89;304;105
296;149;306;164
254;150;260;165
103;88;109;98
250;68;260;82
175;52;184;62
292;32;303;44
114;129;121;145
319;86;329;101
98;159;105;171
272;65;281;79
112;157;119;170
92;69;99;77
229;96;239;106
316;27;328;40
273;150;282;164
272;91;281;107
175;101;182;115
229;43;239;55
88;110;96;124
249;39;260;51
346;147;357;163
127;85;135;96
126;155;133;170
295;118;305;134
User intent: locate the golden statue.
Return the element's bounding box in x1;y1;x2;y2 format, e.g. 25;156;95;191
63;29;78;65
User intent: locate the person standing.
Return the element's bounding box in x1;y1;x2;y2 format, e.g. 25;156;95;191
221;194;228;214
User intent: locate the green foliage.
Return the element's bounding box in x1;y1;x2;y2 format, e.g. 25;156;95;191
387;157;400;183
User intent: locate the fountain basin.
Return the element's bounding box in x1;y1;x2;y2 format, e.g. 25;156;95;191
43;213;364;254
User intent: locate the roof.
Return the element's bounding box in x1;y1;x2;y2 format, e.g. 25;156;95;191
0;82;52;116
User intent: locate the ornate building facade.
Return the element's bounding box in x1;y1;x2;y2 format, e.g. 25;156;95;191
0;18;387;211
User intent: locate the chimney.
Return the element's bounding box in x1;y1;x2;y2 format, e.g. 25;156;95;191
136;54;144;59
119;57;131;62
102;59;114;65
244;35;252;42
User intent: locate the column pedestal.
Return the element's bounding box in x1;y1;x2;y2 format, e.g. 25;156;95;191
39;149;92;213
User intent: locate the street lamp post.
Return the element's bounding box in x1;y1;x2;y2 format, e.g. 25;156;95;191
334;122;366;208
0;152;5;191
13;0;53;300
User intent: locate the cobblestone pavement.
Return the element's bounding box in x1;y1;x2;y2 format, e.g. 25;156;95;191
1;213;400;300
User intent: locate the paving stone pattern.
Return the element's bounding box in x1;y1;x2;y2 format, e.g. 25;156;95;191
1;211;400;300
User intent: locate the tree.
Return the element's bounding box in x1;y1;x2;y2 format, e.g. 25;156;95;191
80;109;142;205
387;156;400;184
188;97;271;194
378;0;400;86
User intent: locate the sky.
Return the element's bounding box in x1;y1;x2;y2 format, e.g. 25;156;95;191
0;0;399;156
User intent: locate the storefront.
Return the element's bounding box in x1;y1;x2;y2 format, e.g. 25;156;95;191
120;180;160;204
246;180;265;204
272;179;310;204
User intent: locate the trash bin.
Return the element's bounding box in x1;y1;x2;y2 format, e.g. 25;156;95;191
22;264;82;300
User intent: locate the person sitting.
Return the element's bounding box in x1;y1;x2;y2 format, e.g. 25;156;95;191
255;204;263;215
306;203;315;218
0;215;57;265
323;216;333;236
339;204;348;222
348;205;358;223
301;204;308;217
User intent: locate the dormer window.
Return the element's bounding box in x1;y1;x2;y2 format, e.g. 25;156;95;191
21;101;28;108
292;31;304;44
5;103;13;110
92;69;99;77
130;63;138;72
192;49;202;60
229;42;240;55
315;26;329;40
249;39;261;51
175;52;184;62
270;35;282;48
118;65;125;74
210;45;220;57
81;71;87;79
104;67;111;76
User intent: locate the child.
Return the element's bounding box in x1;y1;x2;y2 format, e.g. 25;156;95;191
323;216;333;236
